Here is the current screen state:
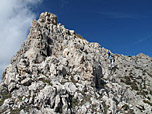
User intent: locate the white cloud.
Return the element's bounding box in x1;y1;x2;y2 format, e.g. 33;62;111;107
0;0;42;79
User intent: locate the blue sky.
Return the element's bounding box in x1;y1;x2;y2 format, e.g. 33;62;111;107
34;0;152;57
0;0;152;77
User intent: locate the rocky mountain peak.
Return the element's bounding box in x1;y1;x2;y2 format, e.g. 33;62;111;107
38;12;57;25
136;53;151;59
0;12;152;114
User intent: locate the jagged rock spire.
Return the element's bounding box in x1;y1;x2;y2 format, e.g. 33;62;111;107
38;12;57;25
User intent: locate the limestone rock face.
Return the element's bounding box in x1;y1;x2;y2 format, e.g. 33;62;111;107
0;12;152;114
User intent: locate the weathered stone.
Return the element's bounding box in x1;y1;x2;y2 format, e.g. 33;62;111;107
21;78;32;86
69;30;75;35
8;82;17;92
38;12;57;25
64;82;77;93
0;12;151;114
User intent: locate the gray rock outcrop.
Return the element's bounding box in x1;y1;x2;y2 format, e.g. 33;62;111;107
0;12;152;114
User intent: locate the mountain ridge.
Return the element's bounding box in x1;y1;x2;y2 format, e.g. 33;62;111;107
0;12;152;114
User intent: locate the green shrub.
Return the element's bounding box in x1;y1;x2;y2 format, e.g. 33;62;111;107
72;98;79;107
0;93;11;106
76;34;85;40
10;108;21;114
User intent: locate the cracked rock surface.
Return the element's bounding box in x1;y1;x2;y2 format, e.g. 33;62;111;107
0;12;152;114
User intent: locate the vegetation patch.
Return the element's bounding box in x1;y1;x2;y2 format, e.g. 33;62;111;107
10;108;21;114
92;104;98;112
76;34;85;40
124;76;131;85
79;92;91;106
0;93;11;106
40;79;53;86
72;98;79;107
123;76;139;91
0;93;12;113
150;90;152;95
18;96;23;101
102;102;109;114
129;109;135;114
130;82;139;91
80;96;91;105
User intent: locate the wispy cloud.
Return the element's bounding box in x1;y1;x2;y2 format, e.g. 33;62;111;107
135;35;152;44
0;0;42;78
98;11;152;19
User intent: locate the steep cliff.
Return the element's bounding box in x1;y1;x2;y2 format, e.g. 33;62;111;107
0;12;152;114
